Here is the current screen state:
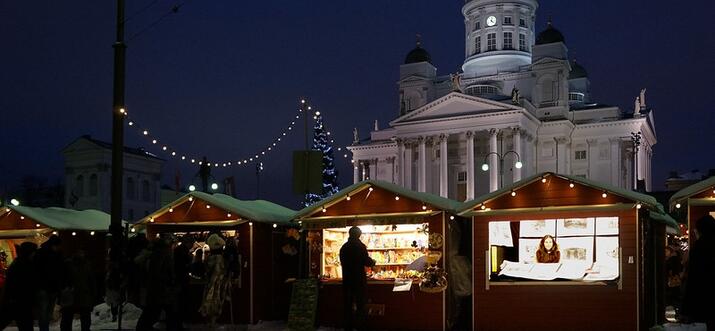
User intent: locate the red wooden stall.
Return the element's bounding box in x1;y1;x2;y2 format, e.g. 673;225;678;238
460;172;677;331
669;176;715;245
294;180;465;331
135;191;298;324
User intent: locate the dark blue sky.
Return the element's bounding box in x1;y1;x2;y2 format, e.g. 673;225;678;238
1;1;713;208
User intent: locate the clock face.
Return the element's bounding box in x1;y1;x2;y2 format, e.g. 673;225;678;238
486;16;497;27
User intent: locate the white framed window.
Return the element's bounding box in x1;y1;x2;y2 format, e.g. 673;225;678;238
487;33;497;51
458;171;467;182
569;92;585;102
504;16;513;25
466;84;499;96
575;150;587;160
474;36;481;54
503;32;513;50
519;34;527;52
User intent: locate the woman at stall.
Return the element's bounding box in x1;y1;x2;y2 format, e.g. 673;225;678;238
536;235;560;263
199;234;228;328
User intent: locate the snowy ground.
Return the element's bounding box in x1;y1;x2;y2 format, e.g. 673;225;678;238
3;303;342;331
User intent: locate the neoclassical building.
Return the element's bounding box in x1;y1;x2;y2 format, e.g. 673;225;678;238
348;0;656;201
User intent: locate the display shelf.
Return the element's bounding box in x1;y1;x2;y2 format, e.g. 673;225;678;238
375;262;411;266
367;247;418;250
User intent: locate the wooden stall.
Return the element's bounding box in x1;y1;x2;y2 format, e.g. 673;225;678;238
460;172;678;331
135;191;298;324
294;180;464;331
0;205;111;298
669;176;715;244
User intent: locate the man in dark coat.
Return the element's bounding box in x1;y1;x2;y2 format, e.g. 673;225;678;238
136;237;179;331
60;250;96;331
682;215;715;329
339;226;375;331
0;242;38;331
34;235;65;331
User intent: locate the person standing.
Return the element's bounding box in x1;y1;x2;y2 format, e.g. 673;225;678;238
34;235;65;331
60;250;96;331
339;226;375;331
682;215;715;330
0;242;38;331
136;237;178;331
198;234;228;328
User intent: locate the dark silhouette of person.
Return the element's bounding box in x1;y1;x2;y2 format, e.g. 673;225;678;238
60;249;96;331
136;237;179;331
190;248;206;279
0;242;38;331
536;235;560;263
34;235;65;331
682;215;715;329
339;226;375;331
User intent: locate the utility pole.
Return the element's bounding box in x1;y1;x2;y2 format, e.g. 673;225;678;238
109;0;126;329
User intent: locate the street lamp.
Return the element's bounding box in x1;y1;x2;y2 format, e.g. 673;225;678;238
10;199;20;206
256;162;264;199
481;151;523;188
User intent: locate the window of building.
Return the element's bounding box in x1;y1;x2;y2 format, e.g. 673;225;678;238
474;36;481;54
89;174;98;196
75;175;84;196
141;180;151;202
575;150;587;160
126;177;135;200
474;21;481;31
504;16;513;25
465;84;499;97
487;33;497;51
569;92;585;102
503;32;513;50
458;171;467;182
519;18;526;27
488;217;620;283
519;34;528;52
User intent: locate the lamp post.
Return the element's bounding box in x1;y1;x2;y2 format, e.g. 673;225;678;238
481;151;523;189
630;131;642;191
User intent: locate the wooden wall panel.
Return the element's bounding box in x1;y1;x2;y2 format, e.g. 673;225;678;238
315;186;438;217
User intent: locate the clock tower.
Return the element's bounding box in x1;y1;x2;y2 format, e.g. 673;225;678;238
462;0;539;77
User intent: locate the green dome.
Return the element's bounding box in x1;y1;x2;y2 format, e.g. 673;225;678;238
404;45;432;64
569;60;588;79
536;21;565;45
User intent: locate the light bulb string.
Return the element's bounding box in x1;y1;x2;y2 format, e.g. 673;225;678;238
123;99;315;168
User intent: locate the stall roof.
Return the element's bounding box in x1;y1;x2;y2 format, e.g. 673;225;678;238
669;176;715;206
458;172;678;229
1;206;111;231
139;191;297;225
294;179;463;220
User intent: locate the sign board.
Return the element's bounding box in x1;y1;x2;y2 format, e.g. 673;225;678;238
293;151;323;195
287;278;319;331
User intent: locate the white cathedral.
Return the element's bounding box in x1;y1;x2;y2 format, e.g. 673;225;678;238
348;0;657;201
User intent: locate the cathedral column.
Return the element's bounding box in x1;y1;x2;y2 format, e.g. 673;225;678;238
418;136;427;192
512;128;522;182
555;137;570;175
404;141;413;190
637;142;646;182
609;138;622;187
396;139;404;186
466;131;475;200
439;134;449;198
353;160;360;183
489;129;499;192
587;138;598;180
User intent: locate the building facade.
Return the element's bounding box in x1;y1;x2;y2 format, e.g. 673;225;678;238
62;135;164;221
349;0;656;201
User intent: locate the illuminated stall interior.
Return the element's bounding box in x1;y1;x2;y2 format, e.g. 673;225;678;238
135;191;297;324
460;172;678;331
669;175;715;244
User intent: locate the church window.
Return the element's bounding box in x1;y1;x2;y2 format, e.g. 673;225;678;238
504;16;513;25
75;175;84;196
474;21;481;31
519;18;526;27
89;174;98;196
503;32;513;50
474;36;481;54
575;150;587;160
487;33;497;51
126;177;135;200
465;85;499;97
458;171;467;182
541;79;555;102
141;180;151;202
519;34;527;51
569;92;585;102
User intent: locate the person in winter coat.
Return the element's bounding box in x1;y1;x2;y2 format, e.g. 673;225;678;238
682;215;715;330
60;250;96;331
34;235;65;331
339;226;375;331
136;237;179;331
199;234;228;328
0;242;38;331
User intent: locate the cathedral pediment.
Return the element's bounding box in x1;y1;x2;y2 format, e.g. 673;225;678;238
390;92;520;125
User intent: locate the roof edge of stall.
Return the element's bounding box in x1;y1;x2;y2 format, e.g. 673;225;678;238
1;205;112;231
669;175;715;207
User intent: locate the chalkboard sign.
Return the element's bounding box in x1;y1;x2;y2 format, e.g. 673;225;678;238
287;278;319;331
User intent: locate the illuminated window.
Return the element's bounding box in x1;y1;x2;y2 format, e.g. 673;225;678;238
575;150;587;160
487;33;497;51
503;32;513;50
519;34;528;52
474;36;481;54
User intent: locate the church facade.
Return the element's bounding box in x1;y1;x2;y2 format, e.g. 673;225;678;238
348;0;656;201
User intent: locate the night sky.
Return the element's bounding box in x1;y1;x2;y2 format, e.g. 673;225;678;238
1;1;713;208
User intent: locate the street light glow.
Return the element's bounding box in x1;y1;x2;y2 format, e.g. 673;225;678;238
481;164;489;171
515;161;523;169
188;185;196;192
211;183;219;190
10;199;20;206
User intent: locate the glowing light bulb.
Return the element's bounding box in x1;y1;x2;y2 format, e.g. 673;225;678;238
481;205;486;210
481;164;489;171
273;224;277;228
368;187;373;192
188;185;196;192
130;228;136;233
450;216;455;220
211;183;218;190
346;196;351;201
249;222;253;226
10;199;20;206
206;205;211;209
602;192;608;198
569;182;575;188
422;205;427;210
20;216;24;220
169;208;173;213
149;218;154;223
676;203;681;209
514;161;523;169
72;232;76;236
128;121;134;126
152;139;157;144
90;231;95;236
541;178;547;183
143;130;149;135
322;207;327;213
395;196;400;201
636;203;642;209
510;191;516;197
227;213;232;218
36;224;40;228
188;197;193;202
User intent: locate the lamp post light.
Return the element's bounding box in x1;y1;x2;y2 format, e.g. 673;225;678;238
630;131;642;191
481;151;523;189
256;162;264;199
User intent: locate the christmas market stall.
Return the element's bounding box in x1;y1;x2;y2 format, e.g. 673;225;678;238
0;205;111;293
669;175;715;244
459;172;678;331
294;180;466;331
135;191;298;324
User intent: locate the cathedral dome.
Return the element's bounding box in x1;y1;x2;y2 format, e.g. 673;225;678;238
404;44;432;64
536;21;565;45
569;60;588;79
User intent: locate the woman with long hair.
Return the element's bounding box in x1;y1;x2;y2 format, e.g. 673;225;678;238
536;235;560;263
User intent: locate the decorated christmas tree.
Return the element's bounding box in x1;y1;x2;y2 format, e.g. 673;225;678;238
303;114;340;207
